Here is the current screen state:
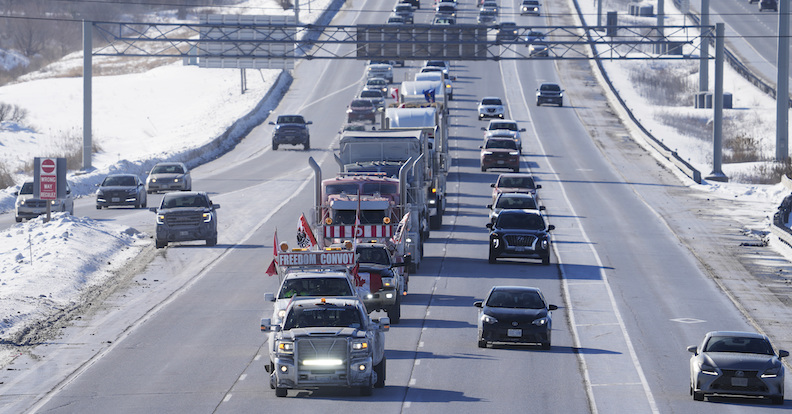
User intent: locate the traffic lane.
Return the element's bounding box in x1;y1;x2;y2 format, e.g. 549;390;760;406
528;56;791;412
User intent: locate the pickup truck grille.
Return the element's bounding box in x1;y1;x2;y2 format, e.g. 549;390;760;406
164;211;203;227
297;337;348;367
505;234;537;247
24;200;48;208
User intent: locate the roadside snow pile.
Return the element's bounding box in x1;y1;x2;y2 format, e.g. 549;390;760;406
0;213;148;342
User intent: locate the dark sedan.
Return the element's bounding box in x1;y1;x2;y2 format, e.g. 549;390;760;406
474;286;557;349
96;174;147;209
486;209;554;265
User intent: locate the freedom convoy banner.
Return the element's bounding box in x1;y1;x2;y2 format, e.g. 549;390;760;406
277;250;355;267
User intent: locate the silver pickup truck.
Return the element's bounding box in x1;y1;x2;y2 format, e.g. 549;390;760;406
261;297;389;397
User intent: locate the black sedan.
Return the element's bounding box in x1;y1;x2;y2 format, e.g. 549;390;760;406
486;209;554;265
474;286;557;349
96;174;147;209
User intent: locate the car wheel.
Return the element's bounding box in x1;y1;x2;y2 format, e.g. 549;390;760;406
481;166;486;172
488;249;497;264
374;356;386;388
360;380;374;396
478;337;487;348
304;141;310;150
542;255;550;265
96;205;102;210
142;199;147;208
541;342;551;350
387;297;401;324
559;102;564;107
135;200;140;209
513;167;520;173
15;216;22;223
155;240;167;249
206;237;217;247
275;387;288;397
536;101;541;106
693;391;704;401
272;142;279;150
771;395;784;405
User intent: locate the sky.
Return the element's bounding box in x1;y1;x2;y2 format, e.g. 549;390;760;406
0;0;790;367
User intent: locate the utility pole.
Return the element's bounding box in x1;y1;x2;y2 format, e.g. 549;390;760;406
699;0;709;93
776;0;789;161
707;23;727;182
83;20;92;171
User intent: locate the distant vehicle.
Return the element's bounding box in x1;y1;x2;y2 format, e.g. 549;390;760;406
14;180;74;222
759;0;778;12
528;43;549;57
478;96;506;120
96;174;147;209
145;162;191;194
520;0;541;15
264;270;358;329
387;15;406;25
149;191;220;248
432;15;456;25
423;60;451;76
688;331;787;404
536;82;564;106
367;63;394;83
485;130;522;154
496;22;519;42
365;77;389;95
393;3;415;23
524;30;545;43
480;0;498;13
488;192;543;223
481;119;526;147
477;9;497;25
370;59;404;69
474;286;557;349
481;137;520;172
360;88;386;110
347;99;378;123
490;173;542;204
402;0;420;9
486;209;554;265
435;1;456;17
269;114;312;150
417;67;455;100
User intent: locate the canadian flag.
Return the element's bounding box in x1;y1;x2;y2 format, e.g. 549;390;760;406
390;87;399;99
265;229;278;276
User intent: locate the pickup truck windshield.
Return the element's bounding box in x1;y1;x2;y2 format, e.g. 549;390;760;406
283;307;363;329
278;278;353;298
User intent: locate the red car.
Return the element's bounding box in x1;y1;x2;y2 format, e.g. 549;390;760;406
480;137;520;172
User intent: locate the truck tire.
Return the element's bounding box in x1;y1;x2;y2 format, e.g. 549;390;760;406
374;356;386;388
360;378;374;396
156;239;167;249
304;140;310;150
272;142;279;150
387;297;401;324
541;255;550;265
275;387;288;397
488;249;497;264
206;237;217;247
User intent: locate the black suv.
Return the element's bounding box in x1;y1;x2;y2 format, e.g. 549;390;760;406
150;192;220;248
536;83;564;106
269;114;311;150
486;210;554;265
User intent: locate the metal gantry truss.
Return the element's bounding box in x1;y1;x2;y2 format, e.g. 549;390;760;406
90;21;713;63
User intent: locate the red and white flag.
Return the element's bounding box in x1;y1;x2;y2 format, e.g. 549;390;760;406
296;213;318;248
390;87;399;99
265;229;278;276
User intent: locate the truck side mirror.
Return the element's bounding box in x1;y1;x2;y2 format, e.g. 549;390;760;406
486;223;493;229
535;184;542;189
490;183;496;188
481;127;486;131
547;224;555;231
268;121;275;125
403;254;412;266
548;304;558;311
149;207;158;213
261;318;277;332
378;317;391;331
212;204;221;210
486;204;493;209
306;121;313;125
539;206;546;211
473;301;483;308
265;293;275;302
780;350;790;358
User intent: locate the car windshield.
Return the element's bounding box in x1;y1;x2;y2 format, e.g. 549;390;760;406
278;278;353;299
481;98;502;106
162;195;208;209
151;164;184;174
496;196;537;210
541;84;561;92
325;183;360;195
498;176;536;188
485;139;518;150
704;336;775;355
496;213;545;230
283;306;363;330
102;176;136;187
19;182;34;195
357;247;391;265
360;90;382;98
277;115;305;123
362;182;399;195
486;289;545;309
351;100;374;108
489;122;518;131
367;79;386;86
395;5;411;12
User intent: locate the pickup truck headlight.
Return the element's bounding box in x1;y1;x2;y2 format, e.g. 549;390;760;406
203;212;213;223
482;151;493;155
156;214;166;225
50;199;62;206
277;340;294;354
352;340;369;351
381;277;395;288
509;151;519;156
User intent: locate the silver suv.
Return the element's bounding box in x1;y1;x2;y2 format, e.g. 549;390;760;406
15;180;74;222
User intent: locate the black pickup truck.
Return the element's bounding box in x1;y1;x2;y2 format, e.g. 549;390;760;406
269;114;311;150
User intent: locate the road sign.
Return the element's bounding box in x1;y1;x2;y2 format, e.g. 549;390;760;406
39;157;57;200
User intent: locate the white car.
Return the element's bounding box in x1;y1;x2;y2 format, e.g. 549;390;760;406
478;96;506;120
15;180;74;222
146;162;192;194
520;0;541;15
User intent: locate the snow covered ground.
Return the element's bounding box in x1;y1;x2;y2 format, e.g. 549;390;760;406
0;0;790;368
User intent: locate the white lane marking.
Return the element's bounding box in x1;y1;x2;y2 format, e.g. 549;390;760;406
223;394;232;402
670;318;706;324
575;323;621;327
404;402;412;409
502;53;660;414
414;360;421;366
255;354;262;361
239;374;247;381
419;341;424;348
409;378;417;386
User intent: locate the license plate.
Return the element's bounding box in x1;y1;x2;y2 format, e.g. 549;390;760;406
497;160;505;164
515;246;525;252
179;231;190;236
731;377;748;387
33;209;42;214
111;197;120;202
507;329;522;337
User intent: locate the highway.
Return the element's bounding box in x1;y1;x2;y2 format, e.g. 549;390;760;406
1;0;791;413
